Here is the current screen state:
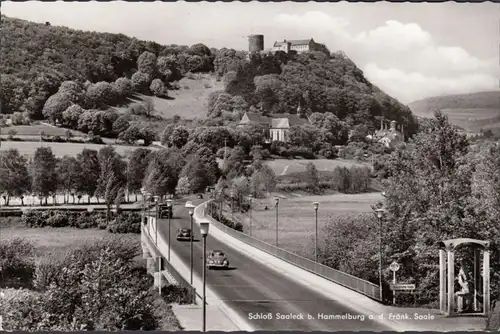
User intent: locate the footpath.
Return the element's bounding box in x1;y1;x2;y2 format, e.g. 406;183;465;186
147;207;254;331
189;202;487;332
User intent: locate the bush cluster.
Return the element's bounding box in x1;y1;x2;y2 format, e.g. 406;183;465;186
207;202;243;232
20;210;142;234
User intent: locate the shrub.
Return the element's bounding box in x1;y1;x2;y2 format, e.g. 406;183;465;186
161;284;193;304
0;238;36;288
107;212;141;234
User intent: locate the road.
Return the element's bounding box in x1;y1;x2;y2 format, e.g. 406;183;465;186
158;203;393;331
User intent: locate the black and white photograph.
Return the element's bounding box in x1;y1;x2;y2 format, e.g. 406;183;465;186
0;1;499;332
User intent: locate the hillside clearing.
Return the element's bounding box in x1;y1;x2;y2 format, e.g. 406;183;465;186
0;141;159;157
228;192;384;257
0;124;87;137
114;74;223;120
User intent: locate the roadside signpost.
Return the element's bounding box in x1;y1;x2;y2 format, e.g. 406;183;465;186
389;261;401;304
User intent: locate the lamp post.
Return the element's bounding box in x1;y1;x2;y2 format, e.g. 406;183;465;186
248;195;253;236
154;195;160;245
185;201;196;285
200;220;210;332
230;190;235;220
166;199;173;261
274;197;279;247
140;187;146;223
373;207;386;302
313;202;319;263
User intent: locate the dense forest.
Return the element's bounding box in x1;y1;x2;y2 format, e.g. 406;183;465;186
0;15;418;141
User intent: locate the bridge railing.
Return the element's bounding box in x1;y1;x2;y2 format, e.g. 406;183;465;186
204;200;381;301
141;223;197;304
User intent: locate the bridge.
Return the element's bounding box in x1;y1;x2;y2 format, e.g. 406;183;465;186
140;198;405;331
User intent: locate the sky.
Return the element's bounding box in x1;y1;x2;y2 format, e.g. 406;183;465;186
3;1;499;104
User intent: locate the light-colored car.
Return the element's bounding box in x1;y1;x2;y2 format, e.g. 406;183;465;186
206;250;229;269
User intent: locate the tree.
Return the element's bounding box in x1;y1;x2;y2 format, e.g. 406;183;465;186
156;56;175;81
97;146;127;222
30;147;58;205
175;176;191;195
137;51;157;76
149;79;166;97
86;81;114;109
131;71;151;93
58;80;84;105
75;149;100;203
168;126;190;148
305;162;320;194
112;114;131;135
250;163;276;197
56;155;79;204
179;157;207;193
382;110;478;304
127;148;152;201
61;104;84;129
113;77;132;99
0;149;31;205
143;148;185;197
42;92;73;124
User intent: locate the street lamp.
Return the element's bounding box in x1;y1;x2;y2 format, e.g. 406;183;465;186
230;190;235;220
248;195;253;236
154;195;160;245
140;187;146;223
185;201;196;285
313;202;319;263
373;207;386;302
274;197;279;247
199;220;210;332
166;199;173;261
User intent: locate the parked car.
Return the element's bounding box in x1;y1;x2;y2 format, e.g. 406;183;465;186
176;228;193;241
206;250;229;269
197;193;203;199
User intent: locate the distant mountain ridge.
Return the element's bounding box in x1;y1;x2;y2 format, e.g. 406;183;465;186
408;90;500;134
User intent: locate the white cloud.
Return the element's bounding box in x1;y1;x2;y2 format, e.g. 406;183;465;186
271;11;498;102
354;20;432;52
363;63;499;103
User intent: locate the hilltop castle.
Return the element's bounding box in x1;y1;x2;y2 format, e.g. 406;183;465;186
247;34;330;55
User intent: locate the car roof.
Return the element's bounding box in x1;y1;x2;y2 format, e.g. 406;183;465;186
180;228;190;231
211;250;224;254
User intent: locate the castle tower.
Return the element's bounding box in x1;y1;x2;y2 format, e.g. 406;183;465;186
248;35;264;53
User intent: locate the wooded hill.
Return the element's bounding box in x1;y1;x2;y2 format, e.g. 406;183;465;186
0;15;418;140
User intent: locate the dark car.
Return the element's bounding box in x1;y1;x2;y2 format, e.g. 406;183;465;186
176;228;193;241
197;193;203;199
159;204;173;219
206;250;229;269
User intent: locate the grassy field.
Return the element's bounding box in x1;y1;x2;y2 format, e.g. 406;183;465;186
114;73;223;120
264;158;370;176
0;141;158;158
228;192;384;258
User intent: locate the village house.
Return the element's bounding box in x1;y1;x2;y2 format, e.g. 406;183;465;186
367;119;405;148
238;111;310;143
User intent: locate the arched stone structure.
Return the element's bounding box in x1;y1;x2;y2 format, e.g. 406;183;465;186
438;238;490;317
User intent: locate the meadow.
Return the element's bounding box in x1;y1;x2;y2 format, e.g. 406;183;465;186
114;73;223;120
0;140;158;158
227;192;384;257
264;158;370;176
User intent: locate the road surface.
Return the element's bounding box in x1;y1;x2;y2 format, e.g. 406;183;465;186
158;203;392;331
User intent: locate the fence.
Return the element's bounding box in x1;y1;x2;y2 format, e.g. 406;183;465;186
206;200;381;301
141;222;197;304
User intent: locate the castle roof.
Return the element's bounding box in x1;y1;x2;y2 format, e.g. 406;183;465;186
273;39;313;47
238;112;309;128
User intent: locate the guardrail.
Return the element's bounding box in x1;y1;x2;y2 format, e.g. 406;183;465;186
141;223;197;304
205;200;381;301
